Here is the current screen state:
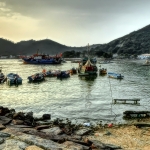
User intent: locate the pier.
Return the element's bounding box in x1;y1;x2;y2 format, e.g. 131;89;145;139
113;98;140;104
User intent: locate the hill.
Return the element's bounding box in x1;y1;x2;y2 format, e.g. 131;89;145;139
1;24;150;56
0;38;101;56
92;24;150;55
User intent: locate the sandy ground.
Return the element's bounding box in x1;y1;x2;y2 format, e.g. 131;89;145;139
86;119;150;150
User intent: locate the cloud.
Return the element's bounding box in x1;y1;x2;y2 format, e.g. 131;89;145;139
1;0;150;46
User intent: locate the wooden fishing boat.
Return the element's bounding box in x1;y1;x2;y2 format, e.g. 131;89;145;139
78;44;98;76
99;68;107;75
78;59;98;76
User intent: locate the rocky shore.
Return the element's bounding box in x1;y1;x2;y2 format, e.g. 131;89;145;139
0;106;150;150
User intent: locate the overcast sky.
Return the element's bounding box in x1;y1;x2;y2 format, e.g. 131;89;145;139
0;0;150;46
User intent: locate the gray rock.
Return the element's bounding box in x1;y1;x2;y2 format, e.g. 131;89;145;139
42;114;51;120
74;128;92;136
16;134;65;150
0;124;6;130
35;125;51;130
0;132;11;137
62;141;89;150
6;125;33;128
35;120;52;126
41;127;63;135
0;139;29;150
0;138;4;144
0;116;12;125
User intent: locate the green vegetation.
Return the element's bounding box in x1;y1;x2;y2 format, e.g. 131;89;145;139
1;24;150;57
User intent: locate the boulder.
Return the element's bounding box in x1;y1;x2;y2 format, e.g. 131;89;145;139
41;127;63;135
42;114;51;120
74;128;92;136
0;116;12;125
13;119;24;125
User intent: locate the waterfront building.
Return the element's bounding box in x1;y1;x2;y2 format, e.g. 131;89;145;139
137;54;150;59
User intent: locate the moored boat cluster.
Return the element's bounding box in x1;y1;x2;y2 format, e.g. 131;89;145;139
0;67;78;86
0;63;124;86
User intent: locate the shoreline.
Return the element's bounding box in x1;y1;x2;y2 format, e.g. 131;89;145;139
0;106;150;149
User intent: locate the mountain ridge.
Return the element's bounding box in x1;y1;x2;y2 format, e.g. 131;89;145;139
1;24;150;56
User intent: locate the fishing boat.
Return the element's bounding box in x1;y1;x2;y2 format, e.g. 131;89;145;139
28;73;45;82
78;44;98;76
0;67;5;83
69;67;77;75
99;68;107;75
42;69;60;77
22;51;63;64
57;71;70;79
6;73;23;86
82;56;97;65
108;72;124;79
78;59;98;76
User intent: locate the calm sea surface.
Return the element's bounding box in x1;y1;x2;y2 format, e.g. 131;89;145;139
0;59;150;124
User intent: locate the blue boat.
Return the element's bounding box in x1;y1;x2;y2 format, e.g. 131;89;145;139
108;72;124;79
28;73;45;82
42;69;61;77
57;71;70;79
6;73;23;85
22;53;62;64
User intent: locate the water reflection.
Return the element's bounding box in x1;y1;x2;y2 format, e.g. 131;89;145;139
0;59;150;124
78;74;97;81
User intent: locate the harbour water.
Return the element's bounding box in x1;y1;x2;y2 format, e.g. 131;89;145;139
0;59;150;124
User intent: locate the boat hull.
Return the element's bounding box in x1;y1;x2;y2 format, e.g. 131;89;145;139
57;71;70;79
22;58;61;64
78;72;97;76
108;72;124;79
28;73;45;82
0;73;5;83
99;69;107;75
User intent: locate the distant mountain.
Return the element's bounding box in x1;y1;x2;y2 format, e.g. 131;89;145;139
1;24;150;56
0;38;101;56
92;24;150;55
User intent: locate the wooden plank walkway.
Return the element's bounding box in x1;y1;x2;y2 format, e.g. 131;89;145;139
113;99;140;104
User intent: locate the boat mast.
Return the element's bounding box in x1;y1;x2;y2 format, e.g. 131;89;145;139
37;49;39;55
87;43;90;59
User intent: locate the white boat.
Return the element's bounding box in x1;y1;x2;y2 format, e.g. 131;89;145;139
108;72;124;79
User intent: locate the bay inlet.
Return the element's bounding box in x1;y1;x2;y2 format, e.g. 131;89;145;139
0;59;150;124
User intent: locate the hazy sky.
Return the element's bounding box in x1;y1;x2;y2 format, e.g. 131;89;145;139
0;0;150;46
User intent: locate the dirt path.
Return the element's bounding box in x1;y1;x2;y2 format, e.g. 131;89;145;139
87;119;150;150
